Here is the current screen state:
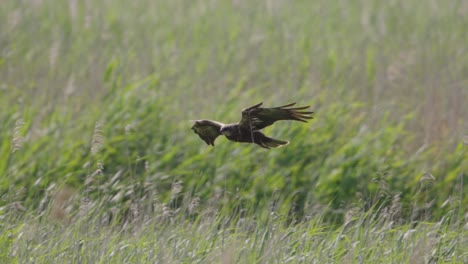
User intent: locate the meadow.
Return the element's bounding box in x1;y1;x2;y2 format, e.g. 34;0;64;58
0;0;467;262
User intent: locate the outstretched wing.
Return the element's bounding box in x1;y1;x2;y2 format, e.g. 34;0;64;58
191;120;224;146
238;102;314;131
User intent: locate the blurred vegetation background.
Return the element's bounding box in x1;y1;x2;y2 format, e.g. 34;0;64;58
0;0;466;224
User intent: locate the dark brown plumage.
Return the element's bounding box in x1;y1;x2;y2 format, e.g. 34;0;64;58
192;102;314;149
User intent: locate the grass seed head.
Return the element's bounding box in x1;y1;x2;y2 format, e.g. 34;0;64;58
12;118;25;153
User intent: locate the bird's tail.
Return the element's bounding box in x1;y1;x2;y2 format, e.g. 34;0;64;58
254;131;289;149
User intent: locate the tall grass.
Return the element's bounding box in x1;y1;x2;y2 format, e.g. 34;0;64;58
1;192;466;263
0;0;466;262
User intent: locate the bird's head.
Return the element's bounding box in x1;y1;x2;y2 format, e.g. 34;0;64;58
191;121;200;133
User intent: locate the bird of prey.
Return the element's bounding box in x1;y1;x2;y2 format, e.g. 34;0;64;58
191;102;313;149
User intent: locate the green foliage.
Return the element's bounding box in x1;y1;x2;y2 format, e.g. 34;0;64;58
0;1;466;261
0;207;466;263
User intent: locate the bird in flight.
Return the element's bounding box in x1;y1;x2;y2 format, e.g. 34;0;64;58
191;102;313;149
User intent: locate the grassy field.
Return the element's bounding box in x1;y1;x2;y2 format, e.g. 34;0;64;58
1;0;467;262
